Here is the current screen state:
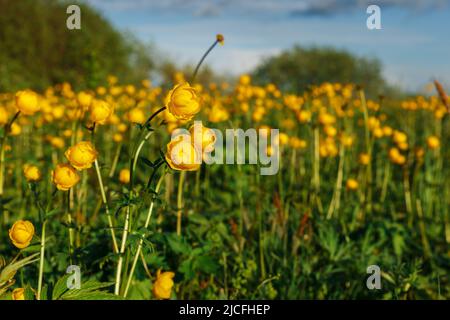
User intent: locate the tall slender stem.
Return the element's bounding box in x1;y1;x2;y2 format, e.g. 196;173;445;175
123;173;165;297
94;159;119;253
176;171;186;236
37;220;47;300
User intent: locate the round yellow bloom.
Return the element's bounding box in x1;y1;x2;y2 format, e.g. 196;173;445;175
165;83;201;121
189;125;216;153
15;90;40;115
9;220;35;249
127;108;146;124
324;125;337;137
50;137;65;149
426;136;440;149
10;123;21;136
359;153;370;165
52;164;80;191
113;133;123;143
77;91;93;109
346;179;359;191
12;288;25;300
0;107;9;125
289;137;307;149
119;169;130;184
23;164;41;182
153;270;175;299
65;141;98;170
278;133;289;146
393;131;407;144
297;110;311;123
89;100;113;125
165;136;201;171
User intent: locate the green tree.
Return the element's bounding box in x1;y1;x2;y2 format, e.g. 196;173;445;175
252;46;389;97
0;0;154;91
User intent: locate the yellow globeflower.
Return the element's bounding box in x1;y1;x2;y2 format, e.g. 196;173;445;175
65;141;98;170
9;220;35;249
426;136;440;149
153;270;175;300
15;90;40;115
0;107;9;125
297;110;311;123
324;125;337;137
50;137;65;149
393;131;407;144
278;133;289;146
10;123;22;136
165;83;201;121
126;108;146;124
77;91;93;109
289;137;307;149
165;136;201;171
359;153;370;166
52;163;80;191
23;164;41;182
113;133;123;143
346;179;359;191
119;169;130;184
89;99;113;125
189;125;216;153
12;288;25;300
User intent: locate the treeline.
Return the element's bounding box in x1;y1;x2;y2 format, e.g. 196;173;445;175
0;0;395;97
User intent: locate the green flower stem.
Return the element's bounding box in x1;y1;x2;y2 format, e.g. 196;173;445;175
94;159;119;254
37;220;47;300
176;171;186;236
123;173;165;297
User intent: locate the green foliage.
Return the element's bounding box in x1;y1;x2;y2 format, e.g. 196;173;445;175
252;46;392;97
0;0;154;91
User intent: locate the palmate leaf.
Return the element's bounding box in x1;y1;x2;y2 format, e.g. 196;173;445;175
52;275;120;300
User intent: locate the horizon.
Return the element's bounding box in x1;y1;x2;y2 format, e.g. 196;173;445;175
86;0;450;93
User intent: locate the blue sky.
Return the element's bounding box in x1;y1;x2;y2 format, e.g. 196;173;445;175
86;0;450;92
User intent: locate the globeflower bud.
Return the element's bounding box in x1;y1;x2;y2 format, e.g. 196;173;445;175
9;220;35;249
119;169;130;184
52;163;80;191
64;141;98;170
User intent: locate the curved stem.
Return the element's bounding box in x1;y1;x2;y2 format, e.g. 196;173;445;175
94;160;119;253
123;173;165;297
192;40;219;83
176;171;186;236
37;220;47;300
115;108;165;295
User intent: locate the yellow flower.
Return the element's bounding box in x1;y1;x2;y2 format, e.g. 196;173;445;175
165;136;201;171
9;220;35;249
126;108;146;124
393;131;407;144
113;133;123;143
119;169;130;184
289;137;307;149
65;141;98;170
388;147;406;165
165;83;201;121
12;288;25;300
189;125;216;153
23;164;41;182
52;163;80;191
359;153;370;165
426;136;440;149
89;99;113;125
297;110;311;123
15;90;40;115
216;34;224;45
153;270;175;299
77;91;93;109
346;179;359;191
50;137;65;149
0;107;9;125
10;123;22;136
324;125;337;137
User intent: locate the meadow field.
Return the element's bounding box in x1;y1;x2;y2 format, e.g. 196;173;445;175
0;37;448;299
